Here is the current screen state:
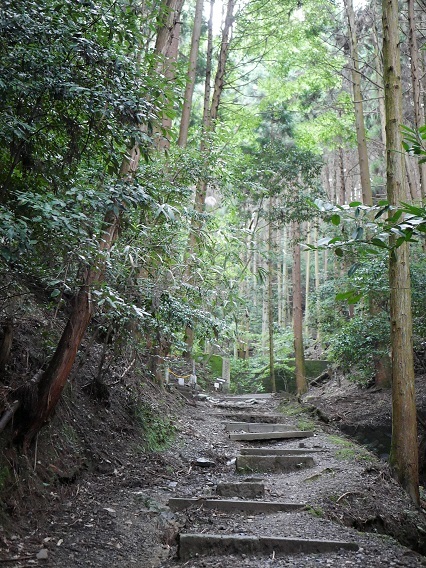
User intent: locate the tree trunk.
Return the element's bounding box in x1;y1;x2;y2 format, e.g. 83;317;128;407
383;0;420;505
268;199;276;392
209;0;235;124
14;144;141;447
178;0;204;147
155;0;185;150
183;0;233;357
304;224;311;338
261;240;268;356
408;0;426;200
0;320;13;375
314;225;320;342
343;0;373;205
292;221;307;395
15;211;119;446
277;229;283;328
339;148;346;205
282;227;290;326
371;5;387;152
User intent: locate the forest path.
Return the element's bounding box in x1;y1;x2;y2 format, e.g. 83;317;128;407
3;391;426;567
158;393;425;567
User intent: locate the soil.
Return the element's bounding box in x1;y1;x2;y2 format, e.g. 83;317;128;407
2;375;426;567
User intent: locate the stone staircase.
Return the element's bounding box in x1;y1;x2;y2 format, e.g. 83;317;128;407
168;394;359;562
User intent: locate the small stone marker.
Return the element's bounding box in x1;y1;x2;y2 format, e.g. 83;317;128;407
222;358;231;392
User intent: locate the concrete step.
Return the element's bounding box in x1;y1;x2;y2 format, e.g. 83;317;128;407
216;412;288;423
174;385;195;400
225;422;293;433
168;497;305;513
229;430;314;441
216;481;265;498
236;454;314;473
218;393;274;401
240;447;323;456
178;533;359;560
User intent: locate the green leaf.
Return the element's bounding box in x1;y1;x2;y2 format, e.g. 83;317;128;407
347;292;363;305
335;247;344;257
348;263;360;277
335;291;354;301
374;205;389;220
352;226;363;240
331;214;340;226
51;289;61;298
371;237;388;249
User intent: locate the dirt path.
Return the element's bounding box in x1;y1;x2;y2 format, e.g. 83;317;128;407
2;391;426;567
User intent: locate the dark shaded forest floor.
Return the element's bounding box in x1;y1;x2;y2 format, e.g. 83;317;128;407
2;372;426;567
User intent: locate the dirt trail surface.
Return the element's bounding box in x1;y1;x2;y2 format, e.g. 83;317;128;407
2;388;426;567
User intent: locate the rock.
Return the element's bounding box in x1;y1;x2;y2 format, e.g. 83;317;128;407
36;549;49;560
195;457;215;467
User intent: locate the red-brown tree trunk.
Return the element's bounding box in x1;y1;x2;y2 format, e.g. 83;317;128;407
14;145;140;447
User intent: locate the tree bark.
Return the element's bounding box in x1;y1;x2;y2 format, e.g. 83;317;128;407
268;199;276;392
292;221;307;395
371;4;387;152
304;225;311;338
14;144;141;447
314;225;320;342
155;0;185;150
183;0;233;357
154;0;185;58
339;148;346;205
343;0;373;205
178;0;204;147
408;0;426;200
383;0;420;505
0;320;13;375
209;0;235;124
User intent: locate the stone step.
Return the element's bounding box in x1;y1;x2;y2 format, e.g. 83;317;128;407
218;393;274;401
236;454;314;473
216;412;288;423
178;533;359;560
216;481;265;498
225;422;293;433
229;430;314;441
168;497;305;513
240;447;323;456
174;385;195;400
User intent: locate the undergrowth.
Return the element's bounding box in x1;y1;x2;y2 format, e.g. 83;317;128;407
328;434;374;463
135;403;177;452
